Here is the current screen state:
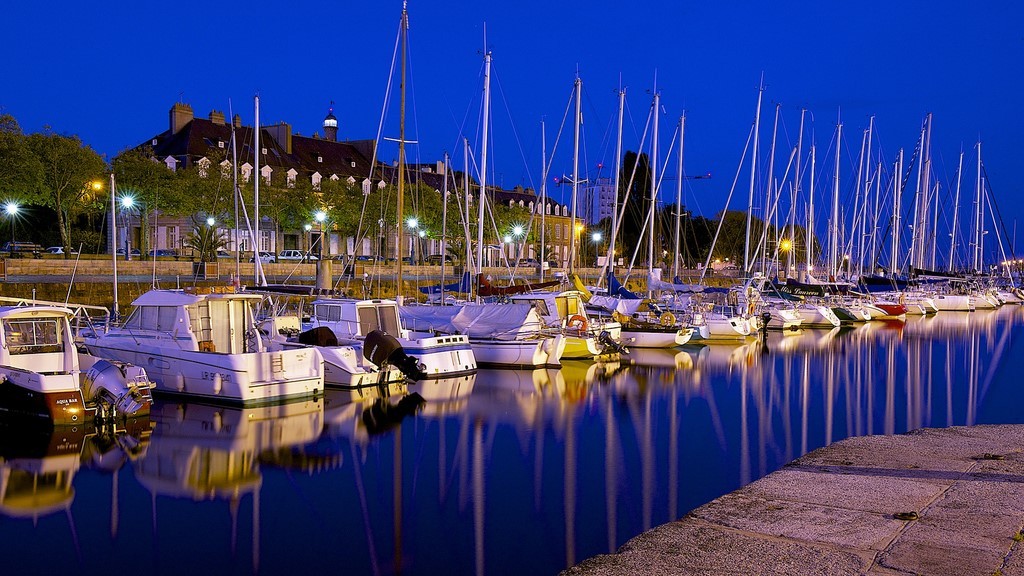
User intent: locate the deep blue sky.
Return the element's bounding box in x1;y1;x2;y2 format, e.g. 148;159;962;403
5;1;1022;252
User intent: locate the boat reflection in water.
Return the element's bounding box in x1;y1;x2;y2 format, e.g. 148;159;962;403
0;414;152;573
0;305;1021;575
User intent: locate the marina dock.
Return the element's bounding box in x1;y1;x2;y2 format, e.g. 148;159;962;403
565;424;1024;576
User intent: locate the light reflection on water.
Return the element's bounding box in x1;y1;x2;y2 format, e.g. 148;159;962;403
1;306;1022;575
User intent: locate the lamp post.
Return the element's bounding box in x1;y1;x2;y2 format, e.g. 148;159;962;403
315;210;327;261
406;217;418;265
512;224;524;263
4;203;18;253
303;223;313;261
591;231;602;268
121;195;136;260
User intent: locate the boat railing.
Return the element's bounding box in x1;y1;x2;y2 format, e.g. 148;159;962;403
0;295;112;336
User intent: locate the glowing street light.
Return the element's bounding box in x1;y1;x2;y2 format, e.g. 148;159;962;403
591;231;603;243
4;202;18;247
206;216;216;227
407;217;418;229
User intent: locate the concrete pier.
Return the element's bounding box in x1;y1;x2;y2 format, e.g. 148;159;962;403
565;425;1024;576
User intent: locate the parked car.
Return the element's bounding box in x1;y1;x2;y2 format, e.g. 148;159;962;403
250;251;276;264
424;254;454;265
216;250;233;259
517;257;539;267
45;246;78;255
115;248;142;257
147;249;177;257
278;250;318;262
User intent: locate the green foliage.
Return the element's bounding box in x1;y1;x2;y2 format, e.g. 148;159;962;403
25;128;108;249
0;115;45;202
183;219;230;262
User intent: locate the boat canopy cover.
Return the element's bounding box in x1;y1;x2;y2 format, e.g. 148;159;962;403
607;272;641;299
647;276;706;293
418;271;472;295
400;304;541;340
589;295;645;316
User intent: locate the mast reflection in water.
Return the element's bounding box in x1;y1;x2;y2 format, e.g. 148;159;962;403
0;307;1021;575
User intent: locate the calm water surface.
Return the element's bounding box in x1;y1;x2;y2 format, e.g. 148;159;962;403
3;307;1023;575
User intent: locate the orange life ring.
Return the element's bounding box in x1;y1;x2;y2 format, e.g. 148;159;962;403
567;314;589;332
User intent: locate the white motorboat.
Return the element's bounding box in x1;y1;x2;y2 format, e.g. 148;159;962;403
310;298;477;378
260;313;405;388
401;303;566;369
84;288;324;405
0;303;153;425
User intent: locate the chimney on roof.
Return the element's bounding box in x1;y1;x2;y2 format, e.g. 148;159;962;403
232;114;242;128
209;110;226;125
265;122;292;155
170;102;194;135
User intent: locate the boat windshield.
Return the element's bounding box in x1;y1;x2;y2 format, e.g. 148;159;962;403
3;318;63;355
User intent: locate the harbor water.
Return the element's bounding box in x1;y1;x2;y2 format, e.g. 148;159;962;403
2;306;1021;575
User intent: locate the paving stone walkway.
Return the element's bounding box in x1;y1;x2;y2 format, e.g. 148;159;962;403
564;425;1024;575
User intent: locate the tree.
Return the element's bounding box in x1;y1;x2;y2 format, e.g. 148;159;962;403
618;151;652;256
183;218;230;262
112;147;176;254
25;129;108;250
0;115;44;204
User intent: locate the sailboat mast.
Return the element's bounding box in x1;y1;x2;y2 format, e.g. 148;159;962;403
440;152;449;302
949;149;964;272
790;110;805;275
464;138;473;274
606;88;626;275
110;174;119;320
807;144;815;273
761;103;780;275
860;116;874;277
743;78;764;274
647;88;659;294
673;112;685;279
830;118;842;279
569;76;581;273
254;95;261;285
973;141;983;272
540;120;548;282
891;149;903;276
396;2;409;299
475;49;492;279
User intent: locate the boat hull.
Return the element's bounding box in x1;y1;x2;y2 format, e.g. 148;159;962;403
470;335;565;369
0;379;96;426
931;294;974;312
620;327;691;348
85;340;324;406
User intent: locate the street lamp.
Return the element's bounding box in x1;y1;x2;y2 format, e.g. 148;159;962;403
511;224;525;262
121;195;136;260
406;217;419;264
4;203;18;250
314;210;327;260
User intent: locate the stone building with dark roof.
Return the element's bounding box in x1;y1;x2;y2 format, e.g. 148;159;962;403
129;101;585;267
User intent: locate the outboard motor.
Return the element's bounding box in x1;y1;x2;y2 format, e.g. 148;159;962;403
364;330;426;381
298;326;339;347
597;329;628;355
81;360;154;419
